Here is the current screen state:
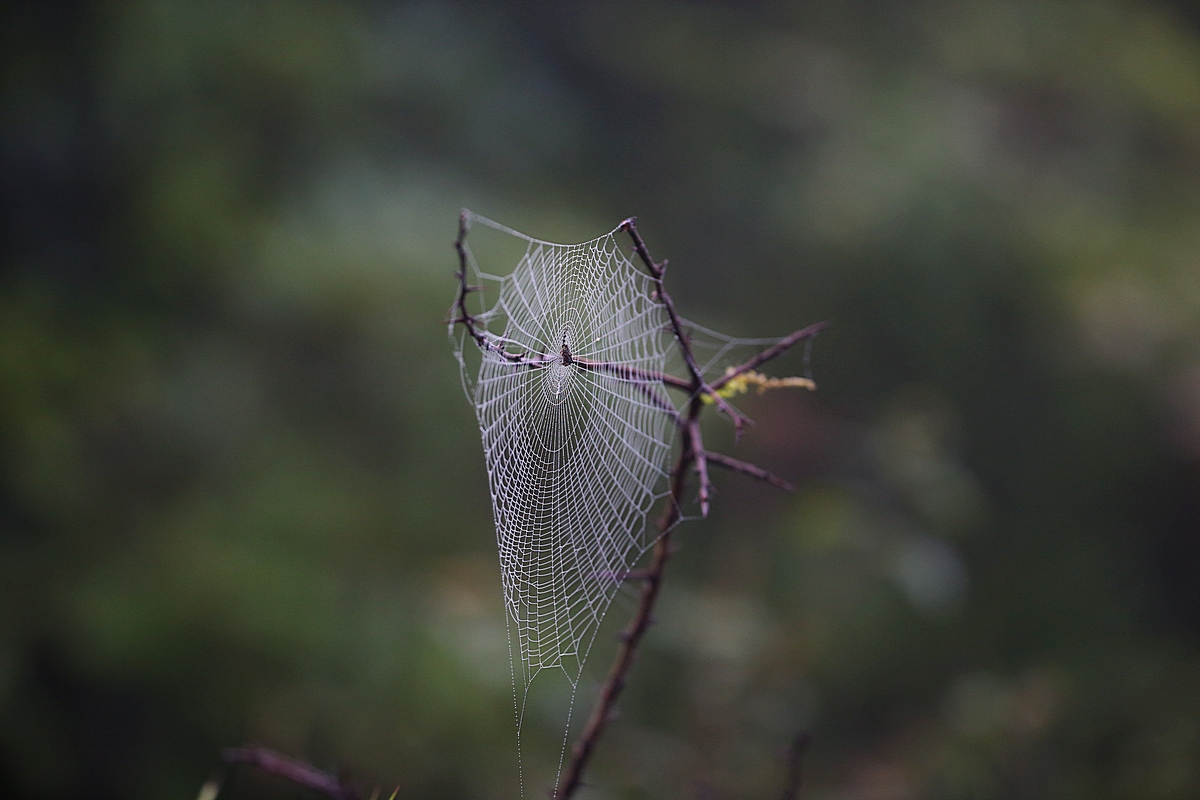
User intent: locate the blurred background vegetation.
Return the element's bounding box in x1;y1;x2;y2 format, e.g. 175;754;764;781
3;1;1200;798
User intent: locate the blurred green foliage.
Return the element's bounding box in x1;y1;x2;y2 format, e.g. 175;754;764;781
3;1;1200;798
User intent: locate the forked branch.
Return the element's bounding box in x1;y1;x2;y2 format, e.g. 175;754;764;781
619;218;750;436
453;213;695;393
705;451;795;492
552;398;699;800
551;221;825;800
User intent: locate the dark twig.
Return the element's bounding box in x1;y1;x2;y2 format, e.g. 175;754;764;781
454;213;503;358
779;732;812;800
551;223;824;800
554;398;701;800
223;746;360;800
454;215;696;395
575;357;693;392
620;218;749;437
689;418;712;517
454;212;554;368
711;322;830;392
705;451;796;492
575;359;687;429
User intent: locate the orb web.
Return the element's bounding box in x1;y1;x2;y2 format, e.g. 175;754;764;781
450;211;677;774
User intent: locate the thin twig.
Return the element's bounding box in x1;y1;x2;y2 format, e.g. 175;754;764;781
574;357;693;392
554;398;700;800
779;732;812;800
554;223;824;799
454;213;555;368
689;418;712;517
223;746;360;800
453;212;500;357
573;359;690;432
710;322;830;392
705;451;795;492
620;218;749;436
455;217;695;393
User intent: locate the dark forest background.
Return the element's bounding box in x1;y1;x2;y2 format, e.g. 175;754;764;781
3;1;1200;798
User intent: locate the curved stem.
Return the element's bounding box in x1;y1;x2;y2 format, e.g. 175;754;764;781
620;218;748;435
554;398;700;800
223;746;359;800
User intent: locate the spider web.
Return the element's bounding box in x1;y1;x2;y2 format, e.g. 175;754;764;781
450;212;819;794
450;211;678;781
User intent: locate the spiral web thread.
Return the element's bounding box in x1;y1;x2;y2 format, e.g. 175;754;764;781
450;211;679;778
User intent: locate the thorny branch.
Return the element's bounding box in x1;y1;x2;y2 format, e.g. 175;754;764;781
553;396;700;800
705;450;795;492
619;217;751;436
548;218;825;800
575;356;693;392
